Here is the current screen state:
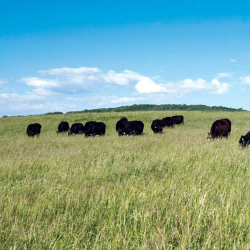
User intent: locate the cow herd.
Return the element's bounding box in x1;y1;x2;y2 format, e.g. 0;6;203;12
26;115;250;147
151;115;184;133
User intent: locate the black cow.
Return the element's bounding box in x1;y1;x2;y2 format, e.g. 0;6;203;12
208;118;231;139
239;132;250;147
68;123;84;135
116;117;128;133
119;121;144;135
162;117;173;127
84;121;106;137
151;119;164;133
172;115;184;125
130;121;144;135
27;123;42;137
57;121;69;133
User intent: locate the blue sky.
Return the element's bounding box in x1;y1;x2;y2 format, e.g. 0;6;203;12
1;0;250;116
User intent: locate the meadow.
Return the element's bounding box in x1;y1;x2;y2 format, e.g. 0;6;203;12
1;111;250;249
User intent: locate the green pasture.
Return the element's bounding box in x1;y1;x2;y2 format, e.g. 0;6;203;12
1;111;250;249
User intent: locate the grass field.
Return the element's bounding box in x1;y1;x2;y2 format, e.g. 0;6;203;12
1;111;250;249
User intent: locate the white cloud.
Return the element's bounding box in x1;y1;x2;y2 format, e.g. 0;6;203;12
135;77;167;93
67;95;145;107
0;93;45;113
135;77;229;95
180;78;207;90
20;77;58;88
97;96;144;107
39;67;101;76
211;79;229;94
0;93;44;102
23;67;142;95
230;59;236;63
240;76;250;85
38;67;143;87
30;88;57;96
216;72;232;78
110;97;144;103
38;67;101;87
100;70;140;86
0;93;76;115
0;79;7;85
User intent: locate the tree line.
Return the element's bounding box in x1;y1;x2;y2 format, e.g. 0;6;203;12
66;104;245;114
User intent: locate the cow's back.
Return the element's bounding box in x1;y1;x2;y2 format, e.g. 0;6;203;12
210;119;230;138
96;122;106;135
162;117;173;127
70;123;84;134
131;120;144;135
58;121;69;132
27;123;41;137
172;115;184;125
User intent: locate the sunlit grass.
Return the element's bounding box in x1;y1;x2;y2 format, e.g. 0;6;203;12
1;111;250;249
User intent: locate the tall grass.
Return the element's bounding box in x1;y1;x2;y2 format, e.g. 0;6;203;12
1;111;250;249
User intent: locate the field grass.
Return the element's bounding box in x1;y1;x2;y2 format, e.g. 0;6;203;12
1;111;250;249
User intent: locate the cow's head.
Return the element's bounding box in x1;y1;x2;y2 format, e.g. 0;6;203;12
239;135;247;147
154;126;163;133
207;132;211;140
28;132;34;137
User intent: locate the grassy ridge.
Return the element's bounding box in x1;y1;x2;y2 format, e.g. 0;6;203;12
1;111;250;249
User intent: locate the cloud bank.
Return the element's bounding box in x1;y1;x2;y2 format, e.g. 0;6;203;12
19;66;229;96
240;76;250;85
0;66;231;116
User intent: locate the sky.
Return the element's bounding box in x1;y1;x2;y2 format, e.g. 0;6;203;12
1;0;250;116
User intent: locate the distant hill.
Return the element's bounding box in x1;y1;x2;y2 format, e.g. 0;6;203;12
2;104;246;118
66;104;246;114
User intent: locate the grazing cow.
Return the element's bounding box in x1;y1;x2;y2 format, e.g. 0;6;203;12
162;116;173;127
84;121;106;137
116;117;128;133
27;123;42;137
239;131;250;147
57;121;69;133
208;118;231;139
68;123;84;135
151;119;164;133
119;121;144;135
130;121;144;135
172;115;184;125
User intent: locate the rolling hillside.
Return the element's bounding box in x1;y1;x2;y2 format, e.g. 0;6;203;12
1;111;250;249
